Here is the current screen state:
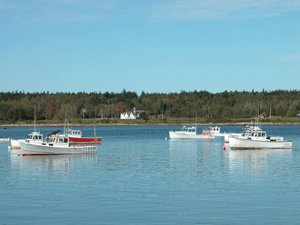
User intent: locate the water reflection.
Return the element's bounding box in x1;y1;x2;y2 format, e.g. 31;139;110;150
169;139;211;150
10;153;97;171
229;148;292;171
168;139;213;159
169;139;199;156
168;139;215;174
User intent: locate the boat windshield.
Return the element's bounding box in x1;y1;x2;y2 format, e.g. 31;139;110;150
65;129;82;136
251;131;267;137
180;126;188;132
27;134;33;139
27;133;43;140
210;126;219;132
49;137;56;143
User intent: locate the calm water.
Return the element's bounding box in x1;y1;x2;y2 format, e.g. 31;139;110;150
1;125;300;224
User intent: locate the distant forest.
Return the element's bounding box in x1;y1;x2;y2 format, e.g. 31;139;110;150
0;89;300;122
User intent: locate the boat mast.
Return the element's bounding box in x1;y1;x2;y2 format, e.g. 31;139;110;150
94;118;96;138
196;111;197;133
64;109;68;135
34;106;36;133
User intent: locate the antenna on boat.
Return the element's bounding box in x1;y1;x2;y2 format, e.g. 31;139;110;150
34;105;36;133
94;111;97;138
64;106;68;135
196;111;197;133
94;120;96;138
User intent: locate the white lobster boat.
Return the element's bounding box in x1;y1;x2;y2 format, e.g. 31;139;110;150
224;124;262;143
64;128;102;145
20;133;97;156
169;112;215;139
169;126;215;139
10;114;43;149
228;129;292;149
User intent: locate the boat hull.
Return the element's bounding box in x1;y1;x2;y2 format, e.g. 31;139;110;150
0;137;10;142
10;139;25;149
229;137;292;149
69;137;102;145
213;133;225;137
20;142;97;156
224;133;241;143
169;131;215;139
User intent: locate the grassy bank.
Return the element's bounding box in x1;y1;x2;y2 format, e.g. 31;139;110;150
1;117;300;127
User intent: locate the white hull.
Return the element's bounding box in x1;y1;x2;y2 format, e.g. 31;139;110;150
229;137;292;149
213;133;225;137
224;133;241;143
10;139;44;150
169;131;215;139
0;137;10;142
20;142;97;156
10;139;25;149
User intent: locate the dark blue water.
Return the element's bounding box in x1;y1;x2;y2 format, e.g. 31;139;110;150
1;125;300;224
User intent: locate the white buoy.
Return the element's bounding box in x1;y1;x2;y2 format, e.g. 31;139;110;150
165;137;167;140
8;146;11;149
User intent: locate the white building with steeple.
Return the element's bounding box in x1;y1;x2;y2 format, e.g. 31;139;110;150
120;107;140;119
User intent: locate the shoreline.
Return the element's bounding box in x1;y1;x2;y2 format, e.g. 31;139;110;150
1;122;300;127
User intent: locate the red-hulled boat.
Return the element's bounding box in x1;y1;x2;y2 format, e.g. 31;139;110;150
65;128;102;145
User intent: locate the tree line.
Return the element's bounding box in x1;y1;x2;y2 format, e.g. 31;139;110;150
0;89;300;122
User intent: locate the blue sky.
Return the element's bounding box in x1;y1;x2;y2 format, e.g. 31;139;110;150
1;0;300;95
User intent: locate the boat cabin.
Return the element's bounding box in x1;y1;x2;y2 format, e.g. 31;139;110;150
250;130;267;138
241;126;262;137
26;132;43;142
180;126;197;133
242;130;267;140
65;128;82;138
209;126;220;134
47;135;69;144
